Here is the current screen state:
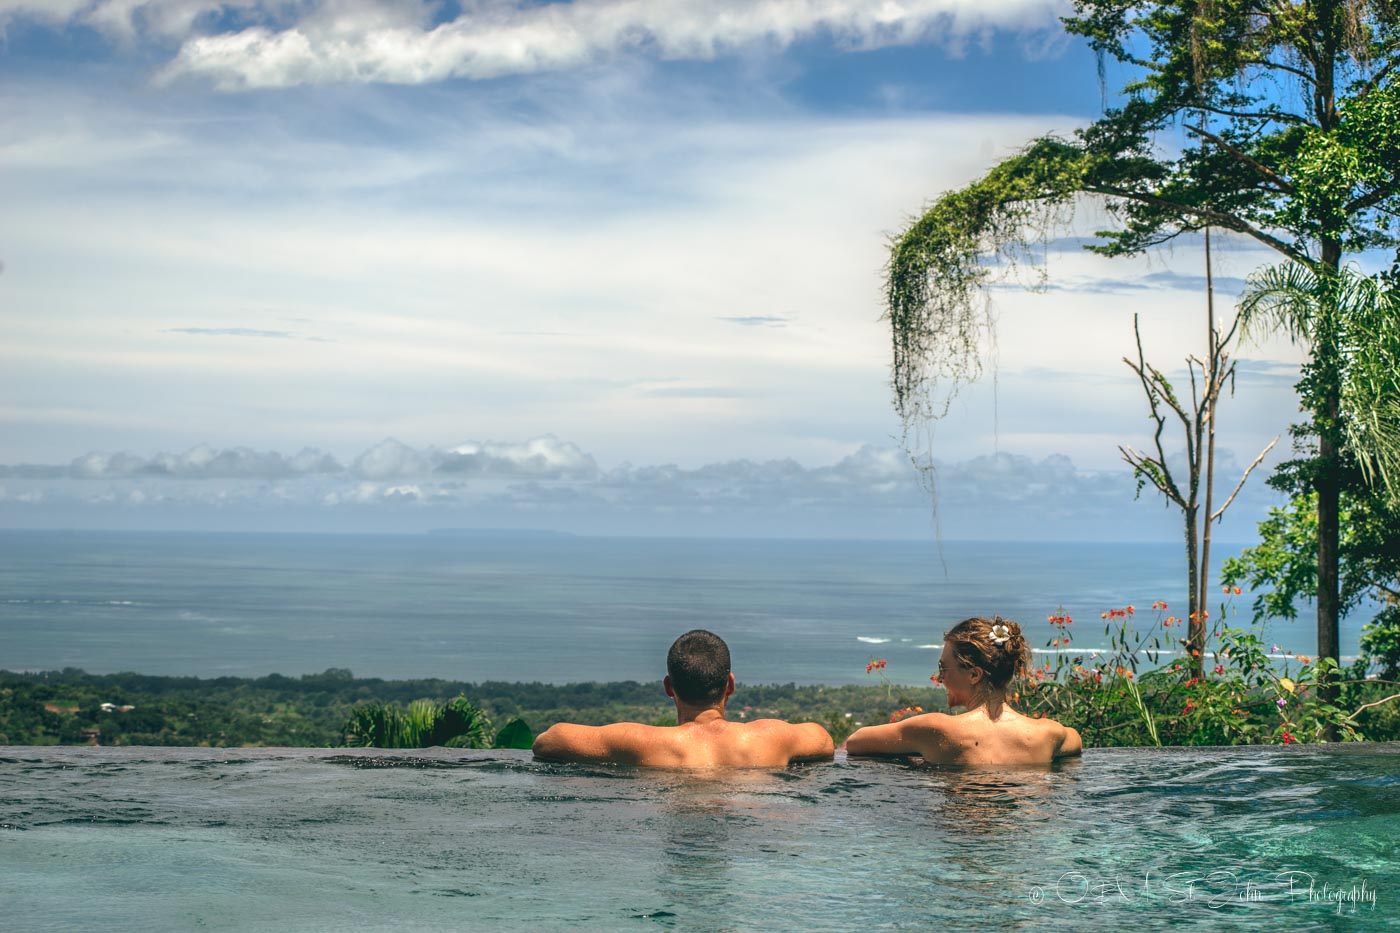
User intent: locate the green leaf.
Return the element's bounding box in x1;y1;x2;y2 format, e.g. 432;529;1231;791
493;718;534;750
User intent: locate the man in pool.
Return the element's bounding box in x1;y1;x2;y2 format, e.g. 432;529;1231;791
532;629;836;768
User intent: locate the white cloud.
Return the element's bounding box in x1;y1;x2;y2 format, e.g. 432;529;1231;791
441;436;599;478
0;435;1288;539
150;0;1068;89
0;0;292;41
350;438;430;479
8;444;346;479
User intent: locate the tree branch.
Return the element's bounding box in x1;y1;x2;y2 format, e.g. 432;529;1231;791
1121;446;1188;507
1184;123;1297;194
1190;103;1309;126
1345;185;1399;216
1345;692;1400;722
1084;183;1311;264
1211;435;1281;522
1354;54;1398;101
1123;315;1185;504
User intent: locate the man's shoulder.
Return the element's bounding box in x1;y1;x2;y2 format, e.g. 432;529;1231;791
740;717;825;734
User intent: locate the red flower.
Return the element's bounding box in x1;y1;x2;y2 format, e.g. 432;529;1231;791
1213;664;1225;675
1282;731;1295;746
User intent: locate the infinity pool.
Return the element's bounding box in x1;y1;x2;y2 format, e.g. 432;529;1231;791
2;744;1396;931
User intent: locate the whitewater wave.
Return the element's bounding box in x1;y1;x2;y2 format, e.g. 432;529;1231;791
856;636;890;644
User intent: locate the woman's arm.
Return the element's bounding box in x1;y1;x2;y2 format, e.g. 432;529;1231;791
845;715;946;757
1055;725;1083;758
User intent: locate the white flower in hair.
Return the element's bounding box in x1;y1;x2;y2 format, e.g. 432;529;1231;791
989;623;1011;645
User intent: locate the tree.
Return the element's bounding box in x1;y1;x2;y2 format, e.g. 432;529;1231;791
1119;229;1277;674
1224;261;1400;683
884;0;1400;707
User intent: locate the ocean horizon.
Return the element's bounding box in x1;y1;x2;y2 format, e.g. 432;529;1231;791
0;529;1362;686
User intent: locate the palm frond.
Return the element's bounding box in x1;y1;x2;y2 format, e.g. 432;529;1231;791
1237;262;1323;345
1238;261;1400;499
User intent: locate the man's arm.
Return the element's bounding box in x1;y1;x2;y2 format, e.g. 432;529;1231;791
1055;725;1083;758
785;722;835;762
532;722;647;764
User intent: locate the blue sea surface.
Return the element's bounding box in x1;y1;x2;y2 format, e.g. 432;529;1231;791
0;530;1361;683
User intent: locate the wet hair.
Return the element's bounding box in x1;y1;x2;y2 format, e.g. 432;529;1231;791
943;616;1032;690
666;629;732;705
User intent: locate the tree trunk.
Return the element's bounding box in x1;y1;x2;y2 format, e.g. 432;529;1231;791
1317;236;1343;741
1186;505;1203;677
1199;227;1218;663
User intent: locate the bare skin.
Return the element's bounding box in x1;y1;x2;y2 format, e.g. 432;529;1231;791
845;640;1083;767
532;673;835;769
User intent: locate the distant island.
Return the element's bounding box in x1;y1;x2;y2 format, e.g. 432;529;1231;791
426;528;576;538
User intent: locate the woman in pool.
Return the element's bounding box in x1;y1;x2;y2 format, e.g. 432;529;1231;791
845;616;1082;766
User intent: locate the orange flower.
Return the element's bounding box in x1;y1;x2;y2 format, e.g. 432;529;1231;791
1233;586;1243;595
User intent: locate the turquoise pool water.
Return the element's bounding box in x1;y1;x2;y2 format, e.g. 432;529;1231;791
2;744;1397;931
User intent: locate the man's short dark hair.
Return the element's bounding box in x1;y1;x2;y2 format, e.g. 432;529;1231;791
666;629;731;705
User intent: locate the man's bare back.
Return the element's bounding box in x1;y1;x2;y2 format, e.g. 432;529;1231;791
533;710;835;768
531;629;835;769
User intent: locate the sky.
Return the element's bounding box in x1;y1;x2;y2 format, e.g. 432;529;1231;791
0;0;1319;539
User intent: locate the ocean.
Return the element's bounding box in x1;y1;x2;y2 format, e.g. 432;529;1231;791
0;530;1359;685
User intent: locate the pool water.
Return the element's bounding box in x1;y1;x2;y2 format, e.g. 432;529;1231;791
2;744;1397;931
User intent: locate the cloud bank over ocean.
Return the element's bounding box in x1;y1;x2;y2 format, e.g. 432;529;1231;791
0;435;1282;540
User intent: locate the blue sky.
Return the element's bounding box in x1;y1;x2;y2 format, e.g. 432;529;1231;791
0;0;1311;538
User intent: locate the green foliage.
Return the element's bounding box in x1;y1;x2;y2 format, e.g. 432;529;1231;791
1016;604;1398;746
1224;490;1400;679
1222;495;1322;623
342;694;494;749
492;718;534;750
1237;262;1400;492
886;138;1088;424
